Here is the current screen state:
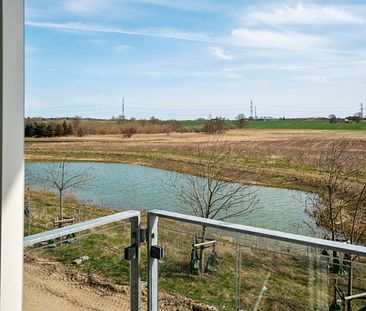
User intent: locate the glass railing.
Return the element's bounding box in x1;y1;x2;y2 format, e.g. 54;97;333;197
23;207;366;311
147;210;366;311
23;210;141;311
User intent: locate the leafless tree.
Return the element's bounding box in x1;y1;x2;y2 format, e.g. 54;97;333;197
304;139;366;310
235;113;246;128
169;139;259;272
40;154;93;222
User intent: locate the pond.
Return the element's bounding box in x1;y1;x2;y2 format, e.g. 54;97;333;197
25;162;314;235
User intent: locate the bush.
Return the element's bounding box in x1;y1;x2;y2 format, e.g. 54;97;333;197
202;117;226;134
77;128;85;137
121;126;138;138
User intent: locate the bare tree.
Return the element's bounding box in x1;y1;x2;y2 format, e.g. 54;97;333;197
169;139;259;272
40;155;93;222
235;113;246;128
305;139;366;310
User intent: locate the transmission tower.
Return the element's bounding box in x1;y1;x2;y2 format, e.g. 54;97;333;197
254;106;257;119
121;98;125;120
250;100;253;119
361;102;364;119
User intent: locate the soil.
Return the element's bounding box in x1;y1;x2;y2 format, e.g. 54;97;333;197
24;255;217;311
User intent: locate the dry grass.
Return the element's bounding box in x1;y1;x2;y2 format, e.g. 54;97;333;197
25;129;366;192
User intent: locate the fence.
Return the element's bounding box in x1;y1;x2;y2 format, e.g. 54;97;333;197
24;210;141;311
147;210;366;311
24;209;366;311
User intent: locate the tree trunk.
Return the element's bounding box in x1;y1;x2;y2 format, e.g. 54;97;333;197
59;192;64;224
199;226;207;274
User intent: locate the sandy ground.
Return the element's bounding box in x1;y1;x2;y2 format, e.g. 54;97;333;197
24;259;130;311
23;256;217;311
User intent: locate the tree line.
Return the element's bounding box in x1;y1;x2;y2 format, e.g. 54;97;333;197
25;121;74;137
24;116;248;138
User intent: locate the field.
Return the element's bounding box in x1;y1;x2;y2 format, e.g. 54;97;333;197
181;119;366;130
25;128;366;192
24;128;366;310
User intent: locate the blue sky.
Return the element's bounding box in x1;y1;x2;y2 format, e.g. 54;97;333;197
25;0;366;119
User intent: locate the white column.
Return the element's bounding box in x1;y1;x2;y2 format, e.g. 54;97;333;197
0;0;24;310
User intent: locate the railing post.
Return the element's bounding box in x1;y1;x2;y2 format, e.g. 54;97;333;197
130;216;141;311
148;214;159;311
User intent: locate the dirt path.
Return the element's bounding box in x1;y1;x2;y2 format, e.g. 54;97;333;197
24;257;217;311
24;260;130;311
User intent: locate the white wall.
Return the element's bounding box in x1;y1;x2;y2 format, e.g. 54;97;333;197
0;0;24;310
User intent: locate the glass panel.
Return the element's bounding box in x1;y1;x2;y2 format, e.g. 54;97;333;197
157;218;366;311
23;194;134;311
158;218;237;310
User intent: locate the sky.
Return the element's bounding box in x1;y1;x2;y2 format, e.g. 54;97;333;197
25;0;366;119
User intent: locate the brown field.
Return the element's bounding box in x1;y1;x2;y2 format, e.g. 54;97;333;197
26;129;366;192
24;129;366;310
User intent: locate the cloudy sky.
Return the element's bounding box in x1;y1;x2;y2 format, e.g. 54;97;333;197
26;0;366;119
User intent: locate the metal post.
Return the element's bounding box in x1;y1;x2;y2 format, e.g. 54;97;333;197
235;239;241;311
148;214;159;311
27;196;32;236
130;215;141;311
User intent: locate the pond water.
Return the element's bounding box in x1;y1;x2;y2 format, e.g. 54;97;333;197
25;162;314;235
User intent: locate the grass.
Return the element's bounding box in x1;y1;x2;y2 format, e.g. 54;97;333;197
24;128;366;194
245;119;366;130
181;119;366;130
24;191;366;310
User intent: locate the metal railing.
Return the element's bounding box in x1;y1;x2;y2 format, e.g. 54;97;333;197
24;209;366;311
24;210;141;311
147;209;366;311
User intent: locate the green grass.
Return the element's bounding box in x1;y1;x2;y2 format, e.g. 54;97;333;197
181;119;366;130
246;119;366;130
25;192;366;310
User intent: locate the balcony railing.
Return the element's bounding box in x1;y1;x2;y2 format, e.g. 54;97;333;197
147;210;366;311
24;210;141;310
24;209;366;311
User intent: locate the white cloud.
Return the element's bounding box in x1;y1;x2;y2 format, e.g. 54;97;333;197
209;46;233;60
231;28;326;51
243;3;364;26
26;21;215;43
129;0;222;12
64;0;115;14
25;45;39;54
89;39;107;46
113;45;130;53
292;75;329;83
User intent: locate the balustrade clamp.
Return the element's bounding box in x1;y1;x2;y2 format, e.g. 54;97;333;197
150;245;164;260
124;245;138;261
140;228;147;243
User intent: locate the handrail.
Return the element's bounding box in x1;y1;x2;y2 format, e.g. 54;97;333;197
24;210;140;247
148;209;366;257
24;210;141;311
